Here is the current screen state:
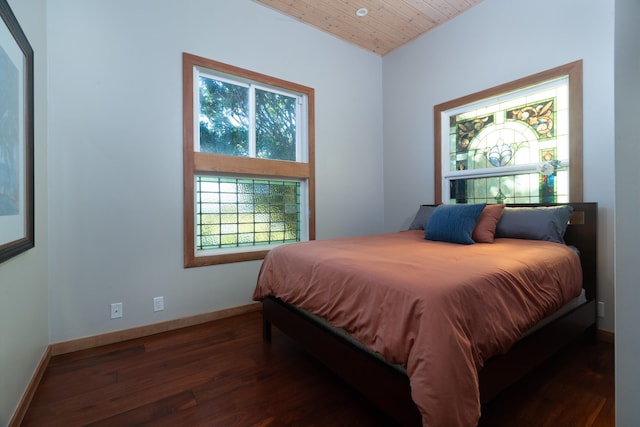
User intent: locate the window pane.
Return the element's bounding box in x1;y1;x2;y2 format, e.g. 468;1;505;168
199;76;249;156
450;95;565;173
195;176;301;251
449;172;568;204
255;89;297;161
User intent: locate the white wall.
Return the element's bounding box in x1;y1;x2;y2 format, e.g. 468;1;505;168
382;0;616;332
46;0;384;342
615;0;640;424
0;0;48;424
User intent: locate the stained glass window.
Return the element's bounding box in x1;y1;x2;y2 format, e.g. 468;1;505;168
196;176;301;250
435;59;584;206
443;77;569;204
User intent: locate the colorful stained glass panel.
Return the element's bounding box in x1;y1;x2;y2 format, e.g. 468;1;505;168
445;77;569;204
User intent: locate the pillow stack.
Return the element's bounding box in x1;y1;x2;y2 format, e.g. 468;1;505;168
409;203;573;245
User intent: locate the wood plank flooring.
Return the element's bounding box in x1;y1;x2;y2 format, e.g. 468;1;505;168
22;311;614;426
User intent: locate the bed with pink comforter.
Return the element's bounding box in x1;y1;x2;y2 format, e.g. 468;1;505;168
253;230;583;427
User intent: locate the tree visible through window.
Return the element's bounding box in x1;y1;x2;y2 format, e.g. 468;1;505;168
183;53;315;267
434;61;583;205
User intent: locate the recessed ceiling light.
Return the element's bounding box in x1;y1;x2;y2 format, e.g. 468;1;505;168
356;7;368;17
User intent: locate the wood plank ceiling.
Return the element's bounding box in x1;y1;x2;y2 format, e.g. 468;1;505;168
254;0;483;56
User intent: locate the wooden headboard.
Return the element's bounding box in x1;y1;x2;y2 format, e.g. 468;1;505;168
506;202;598;301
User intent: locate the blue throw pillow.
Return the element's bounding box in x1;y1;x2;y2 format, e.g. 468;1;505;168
424;204;486;244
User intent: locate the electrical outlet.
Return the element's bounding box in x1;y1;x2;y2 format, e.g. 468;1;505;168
153;296;164;312
110;302;123;319
597;301;605;318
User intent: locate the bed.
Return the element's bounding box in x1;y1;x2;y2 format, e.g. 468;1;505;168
253;202;597;427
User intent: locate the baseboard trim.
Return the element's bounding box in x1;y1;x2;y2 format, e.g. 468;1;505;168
8;345;51;427
50;302;261;356
597;329;615;344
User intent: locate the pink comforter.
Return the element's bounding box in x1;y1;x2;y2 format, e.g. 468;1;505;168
253;231;582;427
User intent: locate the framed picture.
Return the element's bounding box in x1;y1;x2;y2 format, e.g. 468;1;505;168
0;0;34;264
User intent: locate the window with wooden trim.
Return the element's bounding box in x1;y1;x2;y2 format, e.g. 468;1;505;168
183;53;315;267
434;61;583;204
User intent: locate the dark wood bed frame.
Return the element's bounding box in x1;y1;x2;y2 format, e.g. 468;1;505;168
260;202;598;426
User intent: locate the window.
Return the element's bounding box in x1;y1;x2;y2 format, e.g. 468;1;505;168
434;61;583;204
183;53;315;267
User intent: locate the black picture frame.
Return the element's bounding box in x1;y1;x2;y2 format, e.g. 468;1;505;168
0;0;34;264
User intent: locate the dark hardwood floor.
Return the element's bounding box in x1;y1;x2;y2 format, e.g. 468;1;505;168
22;310;614;427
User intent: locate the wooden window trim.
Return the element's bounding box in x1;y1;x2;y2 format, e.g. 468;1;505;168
183;52;315;267
193;153;311;179
433;60;583;204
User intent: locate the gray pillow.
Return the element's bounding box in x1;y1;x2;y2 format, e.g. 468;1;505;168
408;205;438;230
495;205;573;244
